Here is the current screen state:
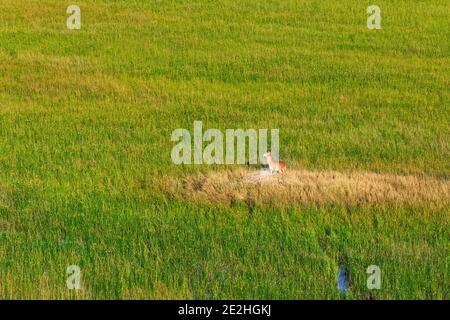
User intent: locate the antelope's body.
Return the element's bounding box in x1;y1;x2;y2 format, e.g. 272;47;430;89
264;151;287;173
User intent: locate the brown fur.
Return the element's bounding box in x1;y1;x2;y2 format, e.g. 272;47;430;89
264;151;287;173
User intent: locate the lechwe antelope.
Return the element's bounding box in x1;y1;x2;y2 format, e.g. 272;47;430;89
263;150;287;173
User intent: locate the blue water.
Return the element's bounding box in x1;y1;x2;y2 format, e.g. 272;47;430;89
337;265;349;294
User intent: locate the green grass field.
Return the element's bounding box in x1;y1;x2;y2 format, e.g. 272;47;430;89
0;0;449;299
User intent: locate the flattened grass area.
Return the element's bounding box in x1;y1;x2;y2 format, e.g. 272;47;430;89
0;0;448;299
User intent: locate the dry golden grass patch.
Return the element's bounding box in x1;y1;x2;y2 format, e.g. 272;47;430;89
164;168;450;207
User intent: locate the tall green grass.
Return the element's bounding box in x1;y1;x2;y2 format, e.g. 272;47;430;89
0;0;448;299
